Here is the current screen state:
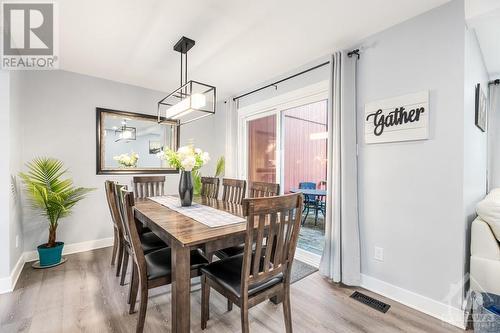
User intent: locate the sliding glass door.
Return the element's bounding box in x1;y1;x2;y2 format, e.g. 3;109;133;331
239;88;328;261
247;114;277;183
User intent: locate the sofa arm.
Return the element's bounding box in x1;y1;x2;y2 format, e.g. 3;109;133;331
470;256;500;295
471;218;500;260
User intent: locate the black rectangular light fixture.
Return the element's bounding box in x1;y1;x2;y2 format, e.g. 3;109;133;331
157;36;216;125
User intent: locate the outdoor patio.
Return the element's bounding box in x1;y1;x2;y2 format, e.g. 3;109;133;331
297;214;325;256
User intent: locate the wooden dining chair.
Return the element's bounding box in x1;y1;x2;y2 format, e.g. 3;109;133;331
119;189;208;333
111;182;166;286
133;176;165;198
201;177;220;199
248;181;280;198
104;180;122;269
216;181;280;260
221;178;247;204
201;193;304;333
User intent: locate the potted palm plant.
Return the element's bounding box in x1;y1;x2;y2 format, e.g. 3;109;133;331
20;157;94;267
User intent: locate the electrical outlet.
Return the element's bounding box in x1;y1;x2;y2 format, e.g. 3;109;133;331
374;246;384;261
15;235;19;248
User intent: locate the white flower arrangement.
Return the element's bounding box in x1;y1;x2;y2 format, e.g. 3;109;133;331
113;152;139;168
158;145;209;171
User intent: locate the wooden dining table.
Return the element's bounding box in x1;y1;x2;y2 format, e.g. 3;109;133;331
133;196;249;333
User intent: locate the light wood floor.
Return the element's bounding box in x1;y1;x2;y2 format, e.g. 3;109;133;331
0;247;468;333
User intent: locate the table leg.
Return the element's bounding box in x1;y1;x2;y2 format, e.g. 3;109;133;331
171;244;191;333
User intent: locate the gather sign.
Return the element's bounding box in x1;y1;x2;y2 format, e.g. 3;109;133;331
364;91;429;144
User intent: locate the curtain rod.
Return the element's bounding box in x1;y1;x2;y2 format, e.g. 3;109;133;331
232;48;361;102
490;79;500;86
233;61;330;101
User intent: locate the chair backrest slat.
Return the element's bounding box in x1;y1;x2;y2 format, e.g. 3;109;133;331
221;178;246;204
133;176;165;198
241;194;303;290
201;177;220;199
249;181;280;198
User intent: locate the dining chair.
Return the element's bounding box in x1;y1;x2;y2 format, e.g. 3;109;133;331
248;181;280;198
316;180;327;222
299;181;318;226
201;176;220;199
119;189;208;333
221;178;247;204
104;180;123;269
110;182;167;286
133;176;165;198
200;193;304;333
216;181;280;260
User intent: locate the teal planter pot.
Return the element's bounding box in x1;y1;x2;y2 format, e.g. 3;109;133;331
37;242;64;267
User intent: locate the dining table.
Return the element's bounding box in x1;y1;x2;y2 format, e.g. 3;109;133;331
133;196;249;333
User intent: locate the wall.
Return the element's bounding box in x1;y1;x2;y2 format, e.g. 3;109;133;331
490;84;500;187
356;0;467;314
0;71;11;279
13;70;217;253
9;72;24;273
463;27;489;279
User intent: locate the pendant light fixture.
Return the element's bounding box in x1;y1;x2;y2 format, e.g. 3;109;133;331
157;36;216;125
115;119;136;142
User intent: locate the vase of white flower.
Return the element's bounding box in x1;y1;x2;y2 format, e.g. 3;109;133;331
159;144;210;206
179;170;194;206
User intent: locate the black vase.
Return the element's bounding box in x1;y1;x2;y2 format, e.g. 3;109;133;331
178;170;193;206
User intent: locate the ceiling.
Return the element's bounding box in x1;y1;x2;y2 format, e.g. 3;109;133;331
466;0;500;79
59;0;452;99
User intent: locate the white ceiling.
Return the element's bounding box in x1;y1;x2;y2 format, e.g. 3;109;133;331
466;0;500;79
59;0;451;98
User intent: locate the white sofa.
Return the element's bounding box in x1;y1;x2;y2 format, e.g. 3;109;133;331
470;189;500;295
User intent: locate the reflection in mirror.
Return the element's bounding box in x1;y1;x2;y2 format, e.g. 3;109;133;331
96;108;178;174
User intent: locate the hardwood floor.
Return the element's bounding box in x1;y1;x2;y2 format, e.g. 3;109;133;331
0;247;467;333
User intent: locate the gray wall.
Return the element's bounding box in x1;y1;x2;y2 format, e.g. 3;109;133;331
356;0;470;309
9;72;24;273
13;70;217;253
0;71;10;278
463;27;489;279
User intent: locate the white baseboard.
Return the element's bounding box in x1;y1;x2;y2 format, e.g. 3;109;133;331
0;253;25;294
360;274;466;330
23;237;114;262
295;248;321;268
0;237;114;294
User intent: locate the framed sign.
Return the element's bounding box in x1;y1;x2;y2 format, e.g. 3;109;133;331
475;83;487;132
365;91;429;144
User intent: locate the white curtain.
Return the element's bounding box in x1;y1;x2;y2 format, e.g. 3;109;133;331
319;51;361;285
488;83;500;190
224;98;239;178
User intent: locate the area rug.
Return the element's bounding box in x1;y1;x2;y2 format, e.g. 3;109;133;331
290;260;318;284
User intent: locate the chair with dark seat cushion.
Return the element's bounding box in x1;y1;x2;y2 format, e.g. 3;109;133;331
120;189;208;333
201;177;220;199
112;183;167;286
215;181;279;261
201;193;303;333
202;254;283;298
106;181;166;285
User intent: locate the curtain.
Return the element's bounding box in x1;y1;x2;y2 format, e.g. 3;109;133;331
488;83;500;190
224;98;239;178
319;51;361;285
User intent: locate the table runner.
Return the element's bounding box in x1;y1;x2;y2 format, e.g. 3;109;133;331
149;196;245;228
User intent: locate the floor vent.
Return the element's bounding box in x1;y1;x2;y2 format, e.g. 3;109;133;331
350;291;391;313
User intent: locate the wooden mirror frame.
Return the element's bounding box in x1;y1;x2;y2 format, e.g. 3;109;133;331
96;107;179;175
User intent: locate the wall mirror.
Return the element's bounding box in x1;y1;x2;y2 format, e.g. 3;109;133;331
96;108;179;174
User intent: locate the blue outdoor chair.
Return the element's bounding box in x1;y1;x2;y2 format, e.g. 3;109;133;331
299;182;317;225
